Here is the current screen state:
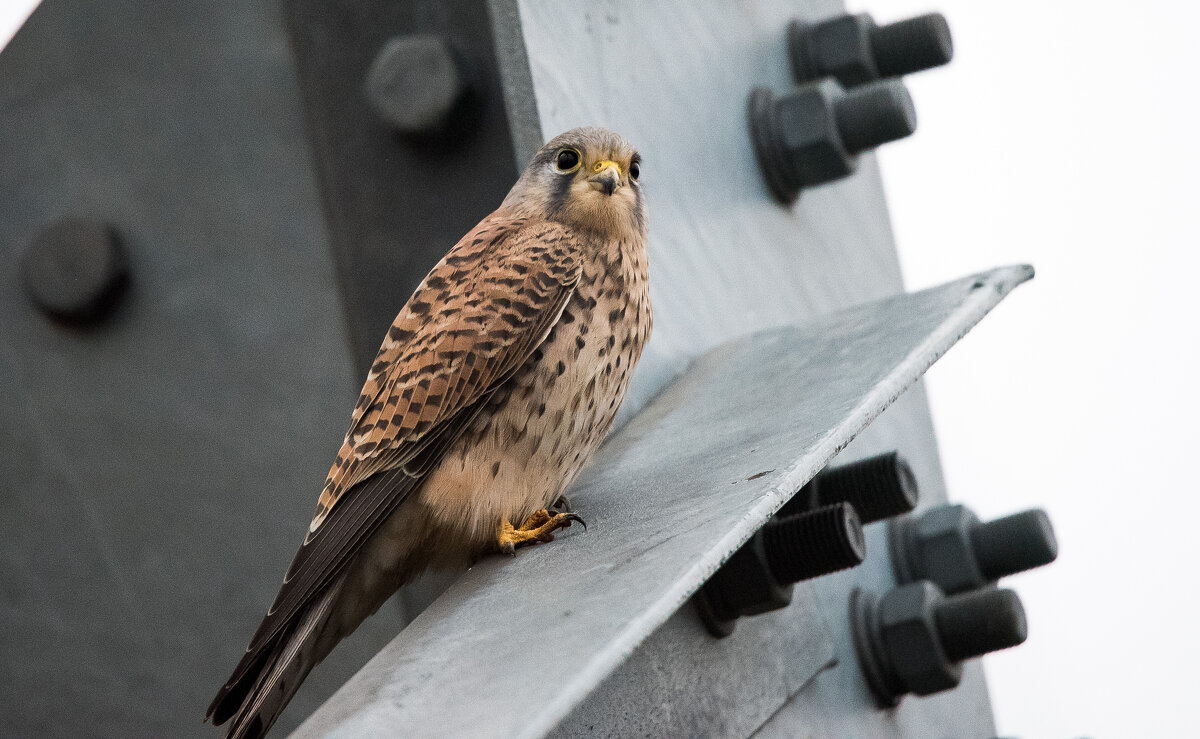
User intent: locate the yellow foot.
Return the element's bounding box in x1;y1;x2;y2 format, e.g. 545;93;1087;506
496;509;587;556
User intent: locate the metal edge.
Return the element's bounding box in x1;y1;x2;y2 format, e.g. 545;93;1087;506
521;264;1035;737
485;0;543;168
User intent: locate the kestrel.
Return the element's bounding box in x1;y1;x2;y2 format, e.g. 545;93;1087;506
207;127;651;738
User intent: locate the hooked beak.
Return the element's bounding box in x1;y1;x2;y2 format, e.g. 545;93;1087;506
587;161;622;196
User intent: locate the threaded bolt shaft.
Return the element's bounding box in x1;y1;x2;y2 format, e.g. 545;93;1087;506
935;587;1027;662
814;451;920;524
971;508;1058;581
763;502;866;584
869;13;954;79
833;79;917;155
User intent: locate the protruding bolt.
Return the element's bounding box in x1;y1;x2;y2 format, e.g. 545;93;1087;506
764;502;866;583
749;78;916;204
20;219;129;325
789;12;953;87
890;504;1058;594
780;451;920;523
696;503;865;637
833;83;918;155
851;582;1027;705
935;587;1028;663
363;34;475;140
970;509;1059;582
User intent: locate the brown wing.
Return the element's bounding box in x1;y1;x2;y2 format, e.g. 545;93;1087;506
211;216;582;708
314;216;581;526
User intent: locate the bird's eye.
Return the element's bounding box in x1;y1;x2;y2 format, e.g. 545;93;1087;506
555;149;581;172
629;160;640;181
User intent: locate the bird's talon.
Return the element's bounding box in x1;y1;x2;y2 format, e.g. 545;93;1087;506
518;508;553;530
496;509;588;553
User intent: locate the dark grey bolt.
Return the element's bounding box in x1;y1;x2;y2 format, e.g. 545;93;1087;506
935;587;1028;663
781;451;919;523
696;503;866;637
970;509;1059;582
832;82;917;155
20;219;129;325
890;504;1058;594
748;78;916;204
789;12;953;87
364;34;473;139
851;582;1027;705
763;502;866;584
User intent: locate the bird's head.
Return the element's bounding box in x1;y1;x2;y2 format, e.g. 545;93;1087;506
503;127;645;239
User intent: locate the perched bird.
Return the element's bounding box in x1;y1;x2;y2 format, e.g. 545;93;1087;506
206;127;652;738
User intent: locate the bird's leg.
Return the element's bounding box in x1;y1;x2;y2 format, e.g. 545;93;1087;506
496;509;586;555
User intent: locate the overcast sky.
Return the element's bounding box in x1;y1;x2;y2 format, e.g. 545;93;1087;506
3;2;1194;735
871;1;1198;736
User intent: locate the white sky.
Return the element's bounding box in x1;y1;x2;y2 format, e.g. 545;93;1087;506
869;1;1199;735
2;1;1194;735
0;0;35;49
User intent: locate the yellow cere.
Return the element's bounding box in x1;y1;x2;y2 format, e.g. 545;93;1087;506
592;159;622;174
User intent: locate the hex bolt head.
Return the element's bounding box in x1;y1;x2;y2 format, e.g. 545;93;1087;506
890;504;1059;594
781;451;920;523
364;34;474;140
851;582;1027;705
748;78;916;204
789;12;953;88
20;219;129;325
696;503;866;638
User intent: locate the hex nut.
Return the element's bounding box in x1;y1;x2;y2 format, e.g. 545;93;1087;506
789;14;878;88
749;82;851;204
696;533;793;637
892;504;986;594
697;502;866;638
775;79;855;191
877;581;961;696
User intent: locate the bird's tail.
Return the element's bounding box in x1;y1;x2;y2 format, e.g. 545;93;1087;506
208;581;342;739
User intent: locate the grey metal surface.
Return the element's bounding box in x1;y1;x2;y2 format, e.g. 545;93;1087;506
293;265;1032;739
554;582;834;739
505;0;906;421
0;1;403;735
283;0;523;376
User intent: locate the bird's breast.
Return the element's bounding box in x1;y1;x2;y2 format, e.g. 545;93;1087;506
419;238;651;544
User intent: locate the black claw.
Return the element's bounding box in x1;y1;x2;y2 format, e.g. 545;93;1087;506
564;512;587;531
549;494;573;514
